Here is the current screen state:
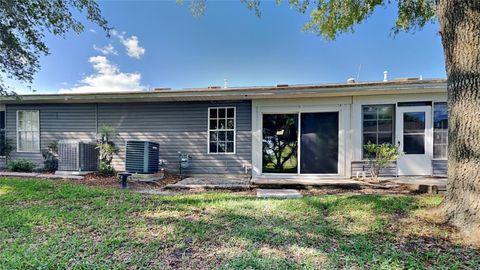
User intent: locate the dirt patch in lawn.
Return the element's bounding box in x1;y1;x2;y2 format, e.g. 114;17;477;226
59;171;184;190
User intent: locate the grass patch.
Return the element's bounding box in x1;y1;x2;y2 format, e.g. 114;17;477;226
0;178;478;269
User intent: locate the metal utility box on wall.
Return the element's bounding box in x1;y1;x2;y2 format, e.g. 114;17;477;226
58;141;99;171
125;141;160;173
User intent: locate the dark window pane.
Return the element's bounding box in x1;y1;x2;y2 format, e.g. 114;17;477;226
226;131;234;141
0;112;5;129
227;108;235;118
404;112;425;133
218;142;226;153
218;131;226;141
0;131;4;156
363;106;378;120
262;114;298;173
434;102;448;130
363;120;377;132
378;133;393;144
209;143;217;153
209;108;217;118
209;119;217;130
363;133;377;145
210;131;218;142
362;105;395;158
218;108;226;118
226;142;234;153
227;119;234;129
377;120;392;132
404;134;425;154
218;119;226;129
378;106;394;120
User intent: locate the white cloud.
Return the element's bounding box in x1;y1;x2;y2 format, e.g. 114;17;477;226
59;56;144;93
89;29;96;33
112;30;145;59
93;44;118;55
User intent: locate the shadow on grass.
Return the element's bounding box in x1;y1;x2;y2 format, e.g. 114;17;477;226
0;178;479;269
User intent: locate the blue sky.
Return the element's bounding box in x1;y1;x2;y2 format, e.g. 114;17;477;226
13;1;445;93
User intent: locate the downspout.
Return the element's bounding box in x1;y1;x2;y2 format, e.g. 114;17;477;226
95;103;98;137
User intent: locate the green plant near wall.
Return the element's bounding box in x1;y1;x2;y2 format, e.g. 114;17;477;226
96;125;119;177
0;139;15;162
364;142;403;182
7;159;35;172
41;141;58;172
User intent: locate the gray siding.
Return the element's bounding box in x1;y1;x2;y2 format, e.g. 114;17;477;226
6;101;252;175
6;104;97;166
432;160;447;176
351;161;398;177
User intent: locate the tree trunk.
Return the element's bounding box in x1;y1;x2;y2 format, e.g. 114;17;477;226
437;0;480;233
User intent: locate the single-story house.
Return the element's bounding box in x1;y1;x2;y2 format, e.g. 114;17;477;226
0;78;448;179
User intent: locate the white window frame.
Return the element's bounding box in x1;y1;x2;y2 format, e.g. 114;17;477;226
207;107;236;154
16;110;40;153
433;102;448;160
361;104;396;159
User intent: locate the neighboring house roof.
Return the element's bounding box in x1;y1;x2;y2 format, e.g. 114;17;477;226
0;79;447;104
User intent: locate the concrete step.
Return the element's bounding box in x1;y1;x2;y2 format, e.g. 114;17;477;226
0;171;84;180
163;184;249;191
256;189;303;199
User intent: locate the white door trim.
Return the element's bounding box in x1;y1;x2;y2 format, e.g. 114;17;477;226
251;101;349;178
396;106;433;175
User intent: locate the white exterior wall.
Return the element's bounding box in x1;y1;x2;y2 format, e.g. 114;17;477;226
252;92;447;179
252;97;353;178
351;93;447;162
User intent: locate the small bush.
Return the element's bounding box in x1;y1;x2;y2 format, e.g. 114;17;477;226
7;159;35;172
42;141;58;172
97;161;115;177
364;142;403;181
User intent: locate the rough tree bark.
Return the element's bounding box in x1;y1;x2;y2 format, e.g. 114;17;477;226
437;0;480;233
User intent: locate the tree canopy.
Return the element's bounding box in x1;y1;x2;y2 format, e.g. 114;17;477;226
0;0;110;95
184;0;437;39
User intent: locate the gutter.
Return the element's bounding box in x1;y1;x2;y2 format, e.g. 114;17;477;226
0;80;447;104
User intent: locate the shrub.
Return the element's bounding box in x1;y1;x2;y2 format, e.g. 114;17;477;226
7;159;35;172
0;139;15;162
96;125;118;177
364;142;403;181
42;141;58;172
97;161;115;177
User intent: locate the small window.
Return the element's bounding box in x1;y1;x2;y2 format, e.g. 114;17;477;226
0;111;5;156
208;107;235;154
17;110;40;152
433;102;448;159
362;105;395;158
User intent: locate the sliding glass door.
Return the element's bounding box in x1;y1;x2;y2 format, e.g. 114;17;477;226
262;111;339;175
300;112;339;174
262;114;298;173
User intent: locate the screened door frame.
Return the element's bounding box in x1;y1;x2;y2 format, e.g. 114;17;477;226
253;103;347;178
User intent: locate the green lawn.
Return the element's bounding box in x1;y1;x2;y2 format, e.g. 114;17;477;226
0;178;478;269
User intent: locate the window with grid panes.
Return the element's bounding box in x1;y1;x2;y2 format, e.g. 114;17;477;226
208;107;235;153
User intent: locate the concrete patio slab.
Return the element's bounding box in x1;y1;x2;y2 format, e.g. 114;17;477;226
257;189;303;199
0;171;84;180
163;177;250;191
251;178;362;188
